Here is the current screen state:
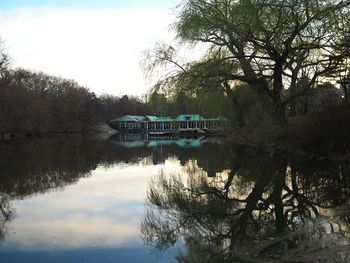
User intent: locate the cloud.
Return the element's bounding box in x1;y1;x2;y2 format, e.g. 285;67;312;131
0;5;175;96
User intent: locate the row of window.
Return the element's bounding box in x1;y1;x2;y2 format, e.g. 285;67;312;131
119;121;223;130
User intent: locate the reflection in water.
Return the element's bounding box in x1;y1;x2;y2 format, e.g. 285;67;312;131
0;136;233;199
0;193;14;241
1;136;349;262
141;147;350;262
0;135;232;262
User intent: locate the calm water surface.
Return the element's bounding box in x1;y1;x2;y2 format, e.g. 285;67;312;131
0;135;349;262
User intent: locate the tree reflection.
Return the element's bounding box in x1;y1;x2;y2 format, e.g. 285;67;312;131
0;136;154;242
0;136;235;243
141;153;350;262
0;193;14;241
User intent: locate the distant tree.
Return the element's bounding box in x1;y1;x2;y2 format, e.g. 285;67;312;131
0;68;96;134
170;90;189;116
307;82;343;113
0;40;9;76
0;37;150;136
147;91;169;116
143;0;350;126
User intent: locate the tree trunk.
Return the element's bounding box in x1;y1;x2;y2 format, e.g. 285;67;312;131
273;102;287;125
272;166;288;231
272;64;287;125
223;82;245;128
230;94;245;128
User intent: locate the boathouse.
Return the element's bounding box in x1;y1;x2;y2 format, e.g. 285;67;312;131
109;114;226;134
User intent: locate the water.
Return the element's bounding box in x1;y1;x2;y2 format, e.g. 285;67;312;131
0;135;349;262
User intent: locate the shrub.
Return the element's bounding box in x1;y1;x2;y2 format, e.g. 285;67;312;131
289;105;350;154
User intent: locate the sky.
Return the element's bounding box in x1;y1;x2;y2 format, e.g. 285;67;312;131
0;0;178;96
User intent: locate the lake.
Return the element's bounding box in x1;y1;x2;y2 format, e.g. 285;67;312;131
0;135;349;262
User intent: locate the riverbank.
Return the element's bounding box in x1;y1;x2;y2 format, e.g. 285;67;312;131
0;122;117;142
225;107;350;164
2;108;349;165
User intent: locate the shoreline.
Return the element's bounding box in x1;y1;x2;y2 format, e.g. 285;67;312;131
223;125;350;165
2;121;349;165
0;122;117;143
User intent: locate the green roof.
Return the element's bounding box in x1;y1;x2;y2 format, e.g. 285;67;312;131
175;114;204;121
155;117;173;122
146;116;173;122
110;114;226;123
146;115;158;121
110;115;145;122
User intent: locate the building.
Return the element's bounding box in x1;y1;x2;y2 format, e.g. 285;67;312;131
108;114;227;134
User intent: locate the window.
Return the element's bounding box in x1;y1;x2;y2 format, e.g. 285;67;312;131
156;122;162;129
164;122;170;129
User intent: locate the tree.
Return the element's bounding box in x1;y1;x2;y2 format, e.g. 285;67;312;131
143;0;350;125
147;91;169;116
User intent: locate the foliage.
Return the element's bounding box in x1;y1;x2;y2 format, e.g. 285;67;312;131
143;0;350;125
146;88;230;118
286;81;343;115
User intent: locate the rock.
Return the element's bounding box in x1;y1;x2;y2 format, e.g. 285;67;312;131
331;222;340;233
321;222;332;234
84;122;118;140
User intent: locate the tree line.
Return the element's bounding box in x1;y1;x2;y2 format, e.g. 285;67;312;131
0;64;232;138
0;44;239;139
0;52;149;137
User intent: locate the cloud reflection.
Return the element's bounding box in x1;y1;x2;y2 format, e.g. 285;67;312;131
2;161;182;251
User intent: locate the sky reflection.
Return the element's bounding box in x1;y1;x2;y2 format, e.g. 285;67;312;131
0;160;182;252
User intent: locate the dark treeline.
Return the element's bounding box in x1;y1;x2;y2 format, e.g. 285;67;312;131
0;67;148;137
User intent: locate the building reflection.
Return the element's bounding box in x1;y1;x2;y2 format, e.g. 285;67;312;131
109;133;235;173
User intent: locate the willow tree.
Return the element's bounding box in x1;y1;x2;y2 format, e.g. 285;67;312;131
143;0;350;125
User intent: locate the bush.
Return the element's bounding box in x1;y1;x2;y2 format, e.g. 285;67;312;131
289;105;350;154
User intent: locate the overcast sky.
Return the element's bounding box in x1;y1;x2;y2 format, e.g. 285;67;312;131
0;0;178;96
